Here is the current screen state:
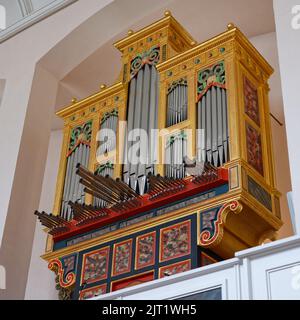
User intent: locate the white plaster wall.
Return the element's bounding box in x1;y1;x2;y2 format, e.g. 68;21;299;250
0;79;5;106
0;0;23;26
273;0;300;234
0;0;172;299
0;0;115;249
25;130;63;300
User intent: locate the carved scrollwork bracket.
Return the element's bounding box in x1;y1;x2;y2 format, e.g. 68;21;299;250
48;257;77;300
199;200;243;247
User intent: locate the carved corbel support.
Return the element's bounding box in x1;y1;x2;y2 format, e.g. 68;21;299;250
48;257;76;300
199;200;243;247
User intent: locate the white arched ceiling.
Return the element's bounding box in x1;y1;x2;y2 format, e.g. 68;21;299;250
17;0;34;17
0;0;53;26
0;0;78;43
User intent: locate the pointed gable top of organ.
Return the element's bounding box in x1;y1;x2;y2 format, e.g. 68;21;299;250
114;10;197;62
156;22;274;79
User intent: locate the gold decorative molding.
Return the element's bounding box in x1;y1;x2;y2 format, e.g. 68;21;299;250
48;259;76;288
42;190;242;262
199;200;243;248
114;13;195;54
156;26;273;77
56;82;125;120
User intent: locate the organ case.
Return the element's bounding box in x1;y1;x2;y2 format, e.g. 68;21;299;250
36;12;282;300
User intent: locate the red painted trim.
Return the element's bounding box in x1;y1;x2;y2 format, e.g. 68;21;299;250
79;284;107;300
53;168;229;243
67;140;91;158
197;82;227;102
48;259;75;288
199;200;239;246
159;259;191;278
111;271;154;292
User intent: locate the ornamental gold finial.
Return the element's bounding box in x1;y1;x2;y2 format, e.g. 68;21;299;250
227;22;235;30
190;41;196;46
100;84;107;90
164;10;171;17
71;98;77;104
128;29;134;36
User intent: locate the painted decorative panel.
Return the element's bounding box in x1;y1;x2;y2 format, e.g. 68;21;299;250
68;120;92;154
200;209;219;231
244;76;260;126
81;247;110;285
197;61;226;100
130;45;160;78
111;271;154;292
248;175;272;211
61;254;77;275
199;201;241;246
246;123;264;176
160;220;191;262
159;260;191;278
135;232;156;270
79;284;107;300
112;239;133;276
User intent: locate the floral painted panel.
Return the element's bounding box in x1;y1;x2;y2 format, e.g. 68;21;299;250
81;247;109;285
111;272;154;292
61;254;76;275
112;239;133;276
201;210;218;230
244;76;260;126
79;284;107;300
130;45;160;78
159;260;191;278
136;232;156;270
160;220;191;262
246;123;264;176
69;120;92;152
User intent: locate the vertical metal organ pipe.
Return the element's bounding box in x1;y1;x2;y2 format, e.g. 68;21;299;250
197;87;229;167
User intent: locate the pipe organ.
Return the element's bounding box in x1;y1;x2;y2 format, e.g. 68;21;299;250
36;11;283;300
167;78;188;127
197;62;229;167
123;61;159;194
61;122;92;220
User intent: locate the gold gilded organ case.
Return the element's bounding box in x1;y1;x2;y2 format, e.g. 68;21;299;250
36;12;282;300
